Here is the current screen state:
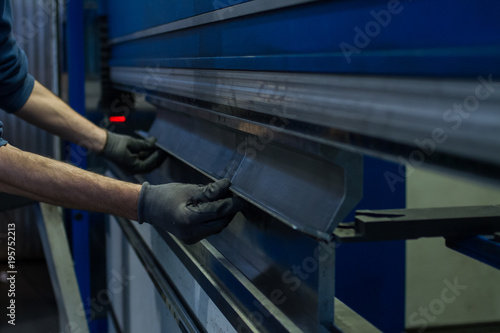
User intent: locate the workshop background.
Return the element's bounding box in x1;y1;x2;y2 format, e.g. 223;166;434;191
1;0;500;332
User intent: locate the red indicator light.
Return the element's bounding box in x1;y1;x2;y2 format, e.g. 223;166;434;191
109;116;126;123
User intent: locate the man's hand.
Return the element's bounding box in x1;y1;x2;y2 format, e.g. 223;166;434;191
17;82;165;174
137;178;246;244
101;132;166;174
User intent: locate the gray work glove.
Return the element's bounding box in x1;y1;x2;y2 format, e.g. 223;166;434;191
137;178;246;244
101;131;166;174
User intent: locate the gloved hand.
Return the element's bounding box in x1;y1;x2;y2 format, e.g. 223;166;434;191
137;178;246;244
101;131;166;174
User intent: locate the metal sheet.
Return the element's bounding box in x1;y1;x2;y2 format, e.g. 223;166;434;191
230;143;345;237
107;146;339;331
147;108;361;240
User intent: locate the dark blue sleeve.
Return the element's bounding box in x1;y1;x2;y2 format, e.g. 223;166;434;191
0;0;35;113
0;121;8;146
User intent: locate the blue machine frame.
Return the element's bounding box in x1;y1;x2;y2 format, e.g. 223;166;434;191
67;0;91;323
106;0;500;77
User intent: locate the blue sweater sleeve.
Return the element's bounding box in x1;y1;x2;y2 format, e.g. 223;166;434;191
0;0;35;113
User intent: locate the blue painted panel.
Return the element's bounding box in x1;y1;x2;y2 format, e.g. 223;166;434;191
336;156;406;333
89;318;108;333
67;0;92;330
107;0;250;39
109;0;500;77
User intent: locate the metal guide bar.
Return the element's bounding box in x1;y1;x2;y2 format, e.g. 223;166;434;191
107;303;124;333
333;299;381;333
115;216;206;333
111;214;302;332
334;205;500;242
37;204;90;333
109;0;320;45
152;222;305;333
110;66;500;168
113;208;377;332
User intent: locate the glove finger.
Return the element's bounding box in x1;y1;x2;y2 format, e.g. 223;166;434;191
144;137;159;152
133;149;167;173
141;148;167;167
181;217;233;245
187;196;247;224
190;178;232;203
129;136;158;153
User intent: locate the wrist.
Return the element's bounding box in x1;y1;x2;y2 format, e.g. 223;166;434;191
92;127;108;153
127;183;142;221
137;182;151;224
114;181;142;221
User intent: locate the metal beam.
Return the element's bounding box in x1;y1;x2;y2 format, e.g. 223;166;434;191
37;203;90;333
335;205;500;242
111;67;500;185
115;216;206;333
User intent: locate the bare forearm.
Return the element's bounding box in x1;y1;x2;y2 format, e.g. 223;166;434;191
0;144;140;220
15;80;107;152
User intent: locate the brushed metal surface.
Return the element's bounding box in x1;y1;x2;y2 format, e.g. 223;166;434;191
111;67;500;178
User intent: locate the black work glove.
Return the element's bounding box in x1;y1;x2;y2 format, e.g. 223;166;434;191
137;178;246;244
101;131;166;174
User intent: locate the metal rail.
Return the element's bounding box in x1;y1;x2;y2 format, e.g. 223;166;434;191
111;66;500;185
115;216;206;333
110;213;304;333
109;209;380;332
37;204;90;333
334;205;500;242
